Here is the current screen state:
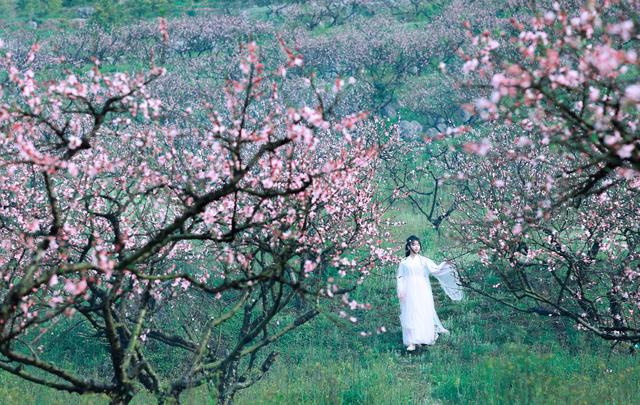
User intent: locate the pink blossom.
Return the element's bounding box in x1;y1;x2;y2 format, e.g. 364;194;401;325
624;84;640;104
541;49;560;71
64;278;88;296
333;77;345;93
616;144;635;159
585;45;624;77
26;220;40;233
463;138;492;156
304;260;317;273
26;43;41;64
474;98;497;119
68;136;82;149
49;274;59;287
512;223;523;235
48;296;64;307
462;58;479;74
604;132;622;146
67;163;79;177
607;20;634;41
515;136;533;147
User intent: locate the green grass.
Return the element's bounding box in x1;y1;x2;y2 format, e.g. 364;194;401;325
0;371;108;405
234;345;431;404
2;289;639;404
230;291;640;405
429;343;640;405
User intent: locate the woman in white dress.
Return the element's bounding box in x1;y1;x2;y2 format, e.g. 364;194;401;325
397;235;463;351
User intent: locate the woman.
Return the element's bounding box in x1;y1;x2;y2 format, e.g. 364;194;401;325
397;235;463;351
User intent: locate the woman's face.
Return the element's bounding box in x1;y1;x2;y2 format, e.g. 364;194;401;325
409;240;420;254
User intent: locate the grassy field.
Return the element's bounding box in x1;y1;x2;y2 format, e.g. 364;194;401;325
230;278;640;405
1;205;637;405
2;272;639;405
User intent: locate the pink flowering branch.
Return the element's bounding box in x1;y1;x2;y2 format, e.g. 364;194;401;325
460;1;640;201
450;124;640;344
0;38;393;404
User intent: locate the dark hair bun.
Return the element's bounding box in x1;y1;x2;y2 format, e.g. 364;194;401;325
404;235;421;257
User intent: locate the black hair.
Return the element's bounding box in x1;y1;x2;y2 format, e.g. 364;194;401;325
405;235;421;257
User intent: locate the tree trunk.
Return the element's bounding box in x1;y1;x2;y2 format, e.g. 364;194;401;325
216;359;240;405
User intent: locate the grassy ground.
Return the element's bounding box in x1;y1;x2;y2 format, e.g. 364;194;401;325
2;277;639;405
233;293;640;405
2;207;638;405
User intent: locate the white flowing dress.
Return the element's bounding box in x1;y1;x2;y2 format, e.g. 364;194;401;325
396;255;463;345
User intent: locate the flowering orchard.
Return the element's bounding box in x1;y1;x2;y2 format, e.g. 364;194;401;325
294;0;505;115
450;1;640;343
0;38;393;404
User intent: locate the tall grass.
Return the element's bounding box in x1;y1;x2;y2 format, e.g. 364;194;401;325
232;292;640;405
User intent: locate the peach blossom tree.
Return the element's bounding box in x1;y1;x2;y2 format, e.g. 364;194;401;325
0;38;392;404
451;1;640;345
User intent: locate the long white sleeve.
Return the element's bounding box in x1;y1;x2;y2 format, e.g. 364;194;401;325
424;258;463;301
396;262;406;298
